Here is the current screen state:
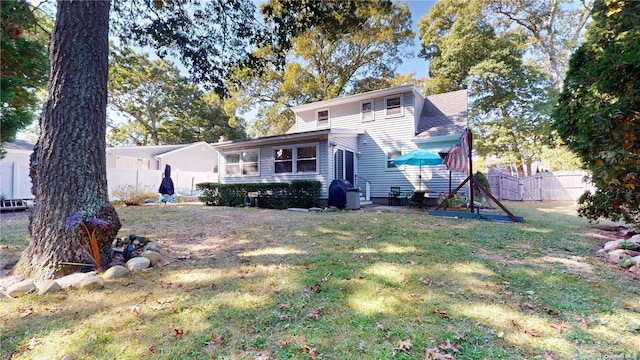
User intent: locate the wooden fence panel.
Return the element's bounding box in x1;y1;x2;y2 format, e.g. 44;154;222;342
487;171;591;201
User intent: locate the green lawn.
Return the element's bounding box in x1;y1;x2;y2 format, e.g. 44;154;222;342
1;202;638;359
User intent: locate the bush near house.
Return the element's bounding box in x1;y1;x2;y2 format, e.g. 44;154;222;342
197;180;322;209
110;185;157;206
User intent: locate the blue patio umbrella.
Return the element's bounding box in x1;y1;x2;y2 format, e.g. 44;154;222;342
391;149;443;190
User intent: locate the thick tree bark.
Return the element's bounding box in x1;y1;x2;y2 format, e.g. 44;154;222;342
17;1;121;281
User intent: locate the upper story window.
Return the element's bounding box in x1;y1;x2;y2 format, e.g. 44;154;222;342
361;100;374;122
224;149;259;177
274;144;318;174
316;109;329;127
385;95;403;117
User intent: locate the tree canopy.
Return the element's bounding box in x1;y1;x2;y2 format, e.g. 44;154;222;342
554;0;640;225
225;0;414;136
0;0;49;157
107;49;245;146
418;0;594;176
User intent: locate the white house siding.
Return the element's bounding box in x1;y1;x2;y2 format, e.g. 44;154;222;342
352;90;422;198
158;144;218;173
219;140;330;198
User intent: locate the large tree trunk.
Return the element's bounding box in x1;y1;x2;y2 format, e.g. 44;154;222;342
17;1;120;282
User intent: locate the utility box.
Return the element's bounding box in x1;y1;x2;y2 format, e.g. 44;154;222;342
346;187;361;210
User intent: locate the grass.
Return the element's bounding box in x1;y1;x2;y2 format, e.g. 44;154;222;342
1;202;639;359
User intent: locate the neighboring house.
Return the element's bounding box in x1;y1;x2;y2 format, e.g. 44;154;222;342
106;141;218;173
212;85;469;204
1;141;218;201
0;140;34;199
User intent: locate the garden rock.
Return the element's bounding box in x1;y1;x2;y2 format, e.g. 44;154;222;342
56;271;98;289
6;279;36;297
631;256;640;266
144;241;167;256
76;275;104;289
629;265;640;275
603;239;626;252
37;280;62;294
140;250;162;266
630;234;640;243
103;265;130;279
608;249;630;264
126;257;151;271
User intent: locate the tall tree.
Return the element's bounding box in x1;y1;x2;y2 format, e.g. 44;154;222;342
419;0;555;176
489;0;593;89
554;0;640;225
107;49;243;146
17;1;120;281
226;0;414;136
16;0;271;281
0;0;49;157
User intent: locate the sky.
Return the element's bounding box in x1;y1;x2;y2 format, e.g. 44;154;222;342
397;1;438;79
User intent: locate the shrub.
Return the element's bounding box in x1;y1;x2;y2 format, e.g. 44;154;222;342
111;185;157;206
197;181;322;209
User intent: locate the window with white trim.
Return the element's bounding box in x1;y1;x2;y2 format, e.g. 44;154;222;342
361;100;374;122
274;144;318;174
316;109;329;127
385;95;403;117
224;149;259;177
386;150;402;170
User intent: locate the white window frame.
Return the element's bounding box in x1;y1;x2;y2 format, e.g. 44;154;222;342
316;108;330;128
360;100;374;122
386;149;403;171
273;143;319;174
384;94;403;118
223;149;260;177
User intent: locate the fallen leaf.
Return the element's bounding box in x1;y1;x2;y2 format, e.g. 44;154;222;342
525;328;541;337
279;302;291;310
419;277;433;286
432;308;449;318
438;339;460;352
310;283;321;293
524;302;538;310
130;305;142;317
549;322;569;333
27;337;38;350
414;316;422;323
544;351;557;360
543;306;559;316
279;314;291;320
510;319;521;328
255;352;270;360
393;338;412;353
19;308;34;318
425;347;456;360
148;345;155;354
175;329;184;338
375;322;385;330
210;333;222;344
575;316;590;328
301;344;317;359
306;311;320;320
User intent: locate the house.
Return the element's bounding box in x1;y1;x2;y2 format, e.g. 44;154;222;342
212;85;469;204
106;141;218;173
1;141;218;201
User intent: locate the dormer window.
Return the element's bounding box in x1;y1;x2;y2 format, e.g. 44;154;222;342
316;109;329;127
385;95;403;117
361;100;374;122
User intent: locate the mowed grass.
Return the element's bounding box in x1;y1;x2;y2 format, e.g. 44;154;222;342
1;202;639;359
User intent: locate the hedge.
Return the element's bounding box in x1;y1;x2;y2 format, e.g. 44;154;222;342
196;180;322;209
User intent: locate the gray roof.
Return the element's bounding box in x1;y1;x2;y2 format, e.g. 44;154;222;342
416;89;468;138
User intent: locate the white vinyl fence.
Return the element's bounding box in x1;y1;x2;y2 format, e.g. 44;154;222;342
487;170;594;201
0;163;217;201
